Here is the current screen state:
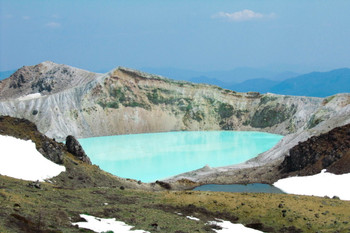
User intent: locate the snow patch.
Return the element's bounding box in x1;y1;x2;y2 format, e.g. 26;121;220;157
208;219;263;233
72;214;150;233
0;135;65;181
72;214;263;233
274;170;350;200
186;216;200;221
17;93;42;101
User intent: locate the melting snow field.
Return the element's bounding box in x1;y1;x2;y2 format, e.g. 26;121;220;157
208;219;263;233
274;170;350;201
73;214;263;233
0;135;65;181
186;216;200;221
72;214;150;233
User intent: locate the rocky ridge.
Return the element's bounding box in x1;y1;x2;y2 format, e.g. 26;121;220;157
0;61;101;100
0;62;349;185
0;62;342;140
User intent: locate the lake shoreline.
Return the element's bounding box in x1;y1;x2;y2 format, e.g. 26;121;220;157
79;131;282;183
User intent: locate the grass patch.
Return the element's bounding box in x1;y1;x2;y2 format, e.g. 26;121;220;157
259;95;278;105
98;100;119;109
217;103;234;119
251;104;297;128
323;95;336;105
307;114;324;129
0;176;211;232
163;191;350;232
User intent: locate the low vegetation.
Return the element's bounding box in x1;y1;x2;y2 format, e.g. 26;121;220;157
1;174;350;232
164;191;350;232
251;104;297;128
1;116;350;232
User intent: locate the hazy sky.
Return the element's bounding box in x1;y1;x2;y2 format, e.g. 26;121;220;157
1;0;350;72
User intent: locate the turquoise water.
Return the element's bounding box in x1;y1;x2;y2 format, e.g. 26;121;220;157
194;183;285;194
78;131;282;183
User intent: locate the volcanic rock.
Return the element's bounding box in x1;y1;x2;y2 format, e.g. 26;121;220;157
279;123;350;175
65;135;91;164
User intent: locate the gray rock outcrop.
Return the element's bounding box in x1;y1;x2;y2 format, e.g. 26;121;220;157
38;140;64;164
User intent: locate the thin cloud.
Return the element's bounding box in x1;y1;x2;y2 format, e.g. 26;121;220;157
22;16;30;20
45;22;61;28
212;9;276;22
3;14;13;19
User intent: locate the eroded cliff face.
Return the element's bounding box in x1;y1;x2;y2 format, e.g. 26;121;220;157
1;62;343;141
76;67;323;138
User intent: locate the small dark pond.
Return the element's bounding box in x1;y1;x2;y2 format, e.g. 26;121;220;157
193;183;285;194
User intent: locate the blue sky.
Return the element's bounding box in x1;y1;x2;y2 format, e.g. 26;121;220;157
1;0;350;73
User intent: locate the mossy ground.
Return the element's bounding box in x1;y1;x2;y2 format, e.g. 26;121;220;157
0;175;208;232
164;191;350;232
1;172;350;232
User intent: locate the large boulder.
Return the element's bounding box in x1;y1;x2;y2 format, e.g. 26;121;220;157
65;135;91;164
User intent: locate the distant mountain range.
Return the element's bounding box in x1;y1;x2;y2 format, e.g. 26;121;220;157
1;66;349;97
141;67;299;83
269;68;350;97
224;78;279;94
142;67;349;98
